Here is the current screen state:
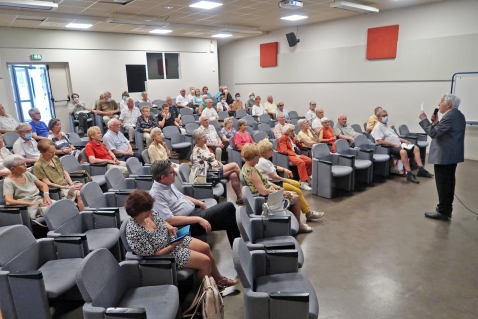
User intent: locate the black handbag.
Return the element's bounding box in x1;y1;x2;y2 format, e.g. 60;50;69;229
206;170;221;186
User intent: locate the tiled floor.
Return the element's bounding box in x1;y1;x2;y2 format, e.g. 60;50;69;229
6;160;477;319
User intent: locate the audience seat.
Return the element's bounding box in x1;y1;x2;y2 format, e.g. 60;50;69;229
180;108;194;116
335;139;373;186
181;114;197;126
288;111;304;120
2;132;19;150
126;157;151;176
398;124;428;164
178;163;225;200
243;115;259;130
163;126;192;160
105;168;153;195
61;154;108;191
235;109;247;119
80;181;129;222
142;149;151;164
354;135;390;177
258;122;275;139
260;114;276;128
253;131;268;143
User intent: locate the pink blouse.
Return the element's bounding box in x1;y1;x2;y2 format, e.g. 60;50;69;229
234;131;254;149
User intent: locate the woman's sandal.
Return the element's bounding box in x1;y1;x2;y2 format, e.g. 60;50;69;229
217;277;239;291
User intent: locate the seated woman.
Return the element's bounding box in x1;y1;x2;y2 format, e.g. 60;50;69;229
218;117;236;144
158;103;183;132
233;119;254;150
148;128;178;171
216;94;229;112
125;190;238;289
3;154;53;219
241;144;312;233
33;139;85;211
191;129;243;205
251;96;265;118
47;118;83;163
296;119;320;148
318;117;336;153
191;88;203;109
277;124;312;191
84;126;129;177
0;134;13;177
136;105;157;147
256;139;324;222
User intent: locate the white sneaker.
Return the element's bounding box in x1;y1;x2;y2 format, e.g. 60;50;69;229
306;211;325;221
300;182;312;191
299;223;313;233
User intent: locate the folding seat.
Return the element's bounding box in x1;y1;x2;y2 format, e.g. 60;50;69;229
258;122;275;139
178;163;225;200
260;113;276;128
235;109;247;119
253;131;268;143
105;167;153;194
2;131;19;150
126;156;152;176
163;126;192;160
80;181;129;222
61;154;108;190
288;111;304;120
354;135;390;177
335;139;373;186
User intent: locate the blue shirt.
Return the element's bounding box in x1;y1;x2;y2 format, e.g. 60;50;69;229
215;91;223;100
103;130;129;152
276;109;290;120
150;181;195;220
30;121;49;137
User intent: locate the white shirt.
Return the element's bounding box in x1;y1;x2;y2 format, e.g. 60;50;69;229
371;122;401;145
255;157;276;180
176;95;191;106
119;99;128;111
0;114;20;131
202;107;218;122
119;107;141;127
13;137;40;159
311;117;323;130
305;110;316;122
252;104;265;116
200;125;221;144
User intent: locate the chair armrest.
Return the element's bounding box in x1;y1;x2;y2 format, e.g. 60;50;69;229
54;235;89;259
93;210;120;229
105;308;146;319
265;250;299;275
8;271;43;280
262;216;291;238
338;154;354;167
143;253;176;263
138;260;175;286
318;160;332;165
269;292;310;319
89;162;108;175
263;242;295;250
69;172;88;178
270;292;309;301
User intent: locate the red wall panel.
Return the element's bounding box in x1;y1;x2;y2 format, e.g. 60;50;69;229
366;25;399;60
260;42;278;67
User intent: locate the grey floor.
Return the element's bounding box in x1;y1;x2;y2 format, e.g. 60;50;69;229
63;160;478;319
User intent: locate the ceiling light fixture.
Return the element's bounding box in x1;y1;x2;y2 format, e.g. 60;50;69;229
149;29;172;34
330;1;379;13
0;0;58;10
189;1;223;10
65;23;92;29
106;18;169;27
280;15;307;21
211;33;232;38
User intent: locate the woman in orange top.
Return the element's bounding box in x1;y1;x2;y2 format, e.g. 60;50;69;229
277;124;312;191
318;117;336;153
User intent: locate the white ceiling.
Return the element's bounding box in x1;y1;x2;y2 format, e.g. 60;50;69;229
0;0;443;39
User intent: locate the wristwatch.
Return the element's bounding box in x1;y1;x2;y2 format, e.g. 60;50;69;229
44;192;49;195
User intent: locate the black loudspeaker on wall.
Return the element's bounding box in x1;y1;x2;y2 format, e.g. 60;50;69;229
286;32;300;47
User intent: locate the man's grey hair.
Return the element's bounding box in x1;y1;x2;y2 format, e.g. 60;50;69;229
442;94;461;109
16;122;31;133
141;91;147;97
281;124;294;135
150;127;162;139
191;128;205;143
127;97;134;103
107;118;119;127
28;108;39;117
276;112;285;119
179;88;185;92
297;119;307;127
151;159;172;182
204;98;212;104
3;154;24;169
237;119;247;127
376;110;387;118
199;115;208;121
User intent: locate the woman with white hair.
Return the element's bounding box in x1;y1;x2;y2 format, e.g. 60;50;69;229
3;154;53;219
277;124;312;191
297;118;320;148
148;127;178;171
191;129;243;205
318;117;336;153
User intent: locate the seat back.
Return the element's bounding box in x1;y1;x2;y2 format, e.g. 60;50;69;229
210;121;220;133
0;225;37;268
232;238;259;289
185;123;200;135
311;143;331;159
75;248;123;305
163;126;181;137
354;134;371;148
289;111;299;120
126;157;143;175
258;123;270;133
81;148;88;162
229;136;238;150
245;126;254;137
44;199;81;231
239;207;252;242
218;111;229;121
399;124;410;135
235;109;247;119
81;182;108;208
259;114;271;124
67;132;83;145
243;115;256;126
60;154;81;172
180;108;194;116
142;149;150;164
329;120;335;128
120;219;133;252
253;131;268;143
351;124;362;133
231;117;239;131
335;139;350;154
3;132;19;148
105;168;126;189
290;118;298;126
178;163;191;183
181;115;196;126
242;185;264;215
139;102;152;108
152;99;163;107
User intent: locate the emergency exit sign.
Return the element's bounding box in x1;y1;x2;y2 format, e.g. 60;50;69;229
30;54;42;60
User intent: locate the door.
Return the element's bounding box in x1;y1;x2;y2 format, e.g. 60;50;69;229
47;63;72;130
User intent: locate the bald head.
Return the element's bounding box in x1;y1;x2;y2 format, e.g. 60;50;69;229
267;96;273;103
277;112;286;124
316;108;324;119
338;114;347;126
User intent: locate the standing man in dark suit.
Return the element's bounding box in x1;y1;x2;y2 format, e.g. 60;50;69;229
419;94;466;221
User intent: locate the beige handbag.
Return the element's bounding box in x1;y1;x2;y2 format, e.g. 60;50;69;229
182;276;224;319
189;161;208;184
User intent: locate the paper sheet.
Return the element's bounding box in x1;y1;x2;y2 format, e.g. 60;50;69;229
421;102;424;111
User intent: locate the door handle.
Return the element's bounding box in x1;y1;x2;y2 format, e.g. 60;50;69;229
52;96;71;103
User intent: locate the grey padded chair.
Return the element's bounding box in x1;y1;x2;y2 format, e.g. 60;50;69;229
258;122;274;139
138;101;152;108
181;114;197;126
142;149;151;164
243;115;259;130
173;176;217;208
311;143;354;198
335;139;373;186
76;248;179;319
290;118;298;126
218;111;229;122
120;219;196;286
210;120;221;133
178;163;225;200
105;168;153;196
398;124;428;164
235;109;247;119
60;154;108;190
185;122;200;135
80;181;129;222
288;111;304;120
180;108;194;116
260;113;277;128
242;185;299;236
253;131;268;143
3;132;19;150
236;207;304;267
227;136;245;168
163;126;192;160
354;135;390;177
126;157;152;176
233;238;319;319
134;129;146;154
67;131;89;148
44;199;122;261
0;225;86;319
351;124;372;140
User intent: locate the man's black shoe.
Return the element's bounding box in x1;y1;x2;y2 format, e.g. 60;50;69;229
417;169;434;178
425;211;450;221
406;174;419;183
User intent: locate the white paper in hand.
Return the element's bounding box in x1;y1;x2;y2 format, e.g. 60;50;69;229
421;102;424;111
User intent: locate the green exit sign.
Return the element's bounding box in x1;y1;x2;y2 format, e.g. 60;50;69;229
30;54;42;60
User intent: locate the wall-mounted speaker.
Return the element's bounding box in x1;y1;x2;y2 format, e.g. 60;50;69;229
286;32;300;47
